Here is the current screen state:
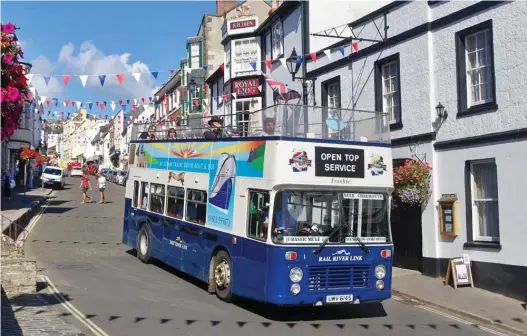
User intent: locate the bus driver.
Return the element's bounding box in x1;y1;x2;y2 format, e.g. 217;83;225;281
263;191;297;238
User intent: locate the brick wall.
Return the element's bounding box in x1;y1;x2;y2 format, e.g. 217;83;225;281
1;235;36;295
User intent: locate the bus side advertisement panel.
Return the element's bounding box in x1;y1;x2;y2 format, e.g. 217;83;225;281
136;140;267;231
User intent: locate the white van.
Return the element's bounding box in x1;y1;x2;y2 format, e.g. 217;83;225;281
41;166;65;189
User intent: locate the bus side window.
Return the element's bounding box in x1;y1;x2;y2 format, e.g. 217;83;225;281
133;181;139;208
186;189;207;225
247;191;270;240
149;183;165;215
140;182;149;210
167;186;185;219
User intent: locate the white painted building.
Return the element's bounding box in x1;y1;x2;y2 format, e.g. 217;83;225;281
305;1;527;300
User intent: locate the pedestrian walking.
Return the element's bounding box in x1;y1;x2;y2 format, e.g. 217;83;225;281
2;170;14;200
79;172;93;203
97;172;106;203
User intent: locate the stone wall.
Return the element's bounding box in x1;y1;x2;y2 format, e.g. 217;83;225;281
1;234;36;296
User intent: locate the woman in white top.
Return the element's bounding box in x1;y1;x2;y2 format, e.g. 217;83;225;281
97;172;107;204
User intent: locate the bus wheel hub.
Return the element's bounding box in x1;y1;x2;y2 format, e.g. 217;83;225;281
214;260;231;288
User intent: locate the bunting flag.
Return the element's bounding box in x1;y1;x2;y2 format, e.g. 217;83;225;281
62;75;70;86
79;75;89;87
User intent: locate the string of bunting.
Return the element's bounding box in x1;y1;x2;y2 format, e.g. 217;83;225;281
26;42;359;89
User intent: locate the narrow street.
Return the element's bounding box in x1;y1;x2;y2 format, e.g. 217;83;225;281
24;177;492;336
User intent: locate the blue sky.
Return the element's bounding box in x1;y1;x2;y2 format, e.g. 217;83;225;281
2;1;217;119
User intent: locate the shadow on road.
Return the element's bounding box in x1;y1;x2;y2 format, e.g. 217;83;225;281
124;250;388;322
40;207;76;215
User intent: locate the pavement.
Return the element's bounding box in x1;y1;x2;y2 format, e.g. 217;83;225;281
0;177;520;336
1;184;53;232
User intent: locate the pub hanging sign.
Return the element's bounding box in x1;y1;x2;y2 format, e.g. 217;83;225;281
232;78;260;97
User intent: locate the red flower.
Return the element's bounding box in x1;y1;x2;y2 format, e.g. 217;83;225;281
3;54;14;65
7;88;20;101
2;23;16;34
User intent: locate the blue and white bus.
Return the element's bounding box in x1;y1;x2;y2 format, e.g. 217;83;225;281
122;104;393;306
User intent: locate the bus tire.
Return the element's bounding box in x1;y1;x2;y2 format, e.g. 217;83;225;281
213;250;233;302
137;225;152;264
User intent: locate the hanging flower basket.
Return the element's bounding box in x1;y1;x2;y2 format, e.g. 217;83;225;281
19;147;38;160
393;159;432;205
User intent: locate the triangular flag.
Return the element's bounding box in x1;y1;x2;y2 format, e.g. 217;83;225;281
64;100;69;107
62;75;70;86
96;101;99;106
99;104;104;111
352;42;359;53
88;102;93;110
213;96;219;104
46;100;51;107
40;96;47;104
258;85;262;92
119;100;123;105
43;76;51;86
148;97;152;102
264;60;272;70
126;99;130;105
76;101;82;108
169;69;175;74
25;74;33;84
79;75;89;87
98;75;106;87
296;55;303;65
249;62;257;70
219;64;224;71
232;93;237;99
133;98;138;104
110;102;116;111
132;73;141;82
116;74;124;84
310;53;317;63
323;49;332;60
279;58;287;68
203;65;209;72
151;72;158;79
338;46;345;56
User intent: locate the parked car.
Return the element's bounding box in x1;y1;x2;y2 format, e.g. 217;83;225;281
41;166;65;189
70;166;83;177
117;170;127;186
111;171;118;183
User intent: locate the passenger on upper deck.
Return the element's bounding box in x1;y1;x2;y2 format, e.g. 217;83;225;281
257;116;281;136
167;128;177;140
203;116;228;140
139;125;157;140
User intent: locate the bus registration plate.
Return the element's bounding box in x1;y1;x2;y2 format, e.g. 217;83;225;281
326;294;353;303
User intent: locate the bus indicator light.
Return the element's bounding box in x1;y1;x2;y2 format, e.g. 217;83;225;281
380;249;391;258
232;237;237;245
285;251;297;261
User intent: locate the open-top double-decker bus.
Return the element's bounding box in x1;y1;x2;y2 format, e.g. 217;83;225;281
122;104;393;306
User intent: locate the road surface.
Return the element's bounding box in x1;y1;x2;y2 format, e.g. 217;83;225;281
25;177;492;336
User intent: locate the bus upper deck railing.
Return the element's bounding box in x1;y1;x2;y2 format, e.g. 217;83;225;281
131;104;392;144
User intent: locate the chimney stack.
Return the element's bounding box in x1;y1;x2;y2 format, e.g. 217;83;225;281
217;0;237;16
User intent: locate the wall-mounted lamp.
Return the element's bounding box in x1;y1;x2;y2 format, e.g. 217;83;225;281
436;102;448;120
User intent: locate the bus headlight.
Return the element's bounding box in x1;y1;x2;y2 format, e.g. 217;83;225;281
290;267;303;282
291;283;301;295
376;280;385;291
375;265;386;279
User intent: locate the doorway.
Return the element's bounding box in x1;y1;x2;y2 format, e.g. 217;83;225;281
390;158;423;271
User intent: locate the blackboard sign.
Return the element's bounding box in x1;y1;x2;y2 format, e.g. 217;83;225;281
314;147;364;178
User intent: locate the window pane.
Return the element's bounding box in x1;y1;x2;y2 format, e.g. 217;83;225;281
473;162;498;199
476;31;486;50
467;52;477;70
466;35;476;52
247;191;270;240
475;200;499;238
390;63;397;77
186;190;207;224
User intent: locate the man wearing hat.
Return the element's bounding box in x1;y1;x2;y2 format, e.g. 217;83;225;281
204;116;227;140
255;109;281;136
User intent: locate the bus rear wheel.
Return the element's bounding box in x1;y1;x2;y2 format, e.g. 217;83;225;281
213;250;233;302
137;225;152;264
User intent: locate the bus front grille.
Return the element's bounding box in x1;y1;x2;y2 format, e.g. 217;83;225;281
307;265;371;291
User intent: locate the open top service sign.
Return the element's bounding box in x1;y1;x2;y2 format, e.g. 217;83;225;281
314;146;365;178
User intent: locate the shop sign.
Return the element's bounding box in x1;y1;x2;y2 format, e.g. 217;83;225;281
232;78;260;97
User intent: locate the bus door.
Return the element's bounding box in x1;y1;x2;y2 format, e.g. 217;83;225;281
180;189;208;278
240;190;270;301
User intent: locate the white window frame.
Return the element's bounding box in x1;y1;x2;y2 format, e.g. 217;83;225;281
381;60;399;125
224;44;231;82
271;20;284;60
234;97;261;135
217;77;224;104
233;37;260;77
327;82;340;109
464;29;493;108
470;159;500;242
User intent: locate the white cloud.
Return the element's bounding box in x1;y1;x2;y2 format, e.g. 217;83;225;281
30;55;63;98
57;41;157;101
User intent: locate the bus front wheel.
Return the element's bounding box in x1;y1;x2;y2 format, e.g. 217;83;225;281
137;225;152;264
213;250;233;302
